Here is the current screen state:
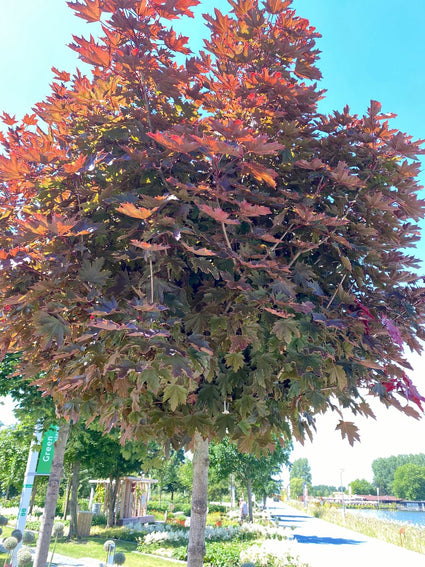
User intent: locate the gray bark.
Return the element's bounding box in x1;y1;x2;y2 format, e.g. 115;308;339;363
187;432;209;567
67;460;81;538
62;476;71;520
106;477;119;527
247;478;253;522
33;422;70;567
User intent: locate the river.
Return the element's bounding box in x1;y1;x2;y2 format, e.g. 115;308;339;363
347;508;425;527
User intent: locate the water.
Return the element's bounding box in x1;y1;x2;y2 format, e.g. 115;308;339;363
347;508;425;527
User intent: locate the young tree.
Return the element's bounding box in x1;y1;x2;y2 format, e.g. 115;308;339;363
1;1;425;565
209;438;290;520
290;458;312;485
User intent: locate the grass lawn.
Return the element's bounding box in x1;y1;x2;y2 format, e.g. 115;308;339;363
0;526;181;567
53;536;181;567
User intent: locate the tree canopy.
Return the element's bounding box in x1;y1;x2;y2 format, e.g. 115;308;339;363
1;0;424;452
372;453;425;494
2;2;425;565
350;478;376;496
290;458;312;484
392;463;425;500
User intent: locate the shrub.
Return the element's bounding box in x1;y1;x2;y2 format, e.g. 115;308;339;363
91;513;107;526
24;520;41;532
204;541;248;567
208;504;227;514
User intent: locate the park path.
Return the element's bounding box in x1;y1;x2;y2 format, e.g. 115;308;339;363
45;552;99;567
268;502;425;567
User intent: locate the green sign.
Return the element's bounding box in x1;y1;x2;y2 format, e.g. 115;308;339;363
36;426;59;475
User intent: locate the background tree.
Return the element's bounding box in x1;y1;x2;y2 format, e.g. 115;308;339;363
0;425;31;500
392;463;425;500
2;1;425;566
309;485;337;498
289;477;307;499
290;458;312;485
145;445;186;503
66;426;145;528
372;454;425;495
209;439;289;520
350;478;376;496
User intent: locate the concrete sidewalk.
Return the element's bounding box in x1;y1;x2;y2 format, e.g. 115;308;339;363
269;503;425;567
43;552;100;567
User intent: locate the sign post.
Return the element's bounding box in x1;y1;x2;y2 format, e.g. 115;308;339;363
36;425;59;475
12;423;43;567
11;424;59;567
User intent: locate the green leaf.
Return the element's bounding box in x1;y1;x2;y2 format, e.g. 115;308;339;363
34;312;70;347
79;257;111;287
143;369;160;395
224;352;245;372
272;319;301;344
163;383;187;411
237;419;251;435
341;256;352;271
329;364;347;389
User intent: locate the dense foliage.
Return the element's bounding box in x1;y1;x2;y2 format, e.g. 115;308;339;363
289;458;312;484
349;478;376;496
392;463;425;500
372;453;425;495
2;2;425;562
0;0;424;452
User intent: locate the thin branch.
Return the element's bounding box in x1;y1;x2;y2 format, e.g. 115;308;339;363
270;223;295;253
326;273;347;310
221;222;232;251
149;256;154;304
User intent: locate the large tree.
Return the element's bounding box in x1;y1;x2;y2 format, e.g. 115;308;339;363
1;1;425;565
392;463;425;500
372;453;425;495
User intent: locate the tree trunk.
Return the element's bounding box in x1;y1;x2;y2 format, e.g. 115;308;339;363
33;422;70;567
62;476;71;520
67;460;81;539
106;477;119;527
247;478;253;522
187;432;209;567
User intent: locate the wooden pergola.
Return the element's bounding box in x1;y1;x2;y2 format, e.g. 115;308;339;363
89;476;157;526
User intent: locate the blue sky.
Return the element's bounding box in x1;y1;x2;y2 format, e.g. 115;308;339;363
1;0;425;484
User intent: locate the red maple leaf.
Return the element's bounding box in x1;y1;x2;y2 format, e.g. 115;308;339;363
51;67;71;82
1;112;17;126
163;29;191;54
238;200;271;217
70;35;111;67
198;204;239;225
67;0;102;23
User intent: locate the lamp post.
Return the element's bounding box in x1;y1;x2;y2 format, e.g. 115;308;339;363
340;469;346;523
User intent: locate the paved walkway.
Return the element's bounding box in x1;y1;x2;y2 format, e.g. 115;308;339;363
43;552;100;567
268;503;425;567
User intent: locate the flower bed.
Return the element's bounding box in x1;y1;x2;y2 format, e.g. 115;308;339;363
136;522;309;566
